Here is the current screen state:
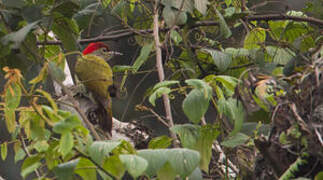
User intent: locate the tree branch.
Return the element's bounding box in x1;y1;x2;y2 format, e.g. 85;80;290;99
153;1;179;148
36;14;322;46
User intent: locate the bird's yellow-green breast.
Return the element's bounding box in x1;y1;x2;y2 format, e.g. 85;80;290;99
75;54;113;98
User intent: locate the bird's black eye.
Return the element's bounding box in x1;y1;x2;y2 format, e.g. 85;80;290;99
102;48;108;53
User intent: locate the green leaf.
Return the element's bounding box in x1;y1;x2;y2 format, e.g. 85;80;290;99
221;133;249;148
244;28;266;49
194;0;209;15
1;142;7;161
59;132;74;157
218;98;245;136
157;162;177;180
88;141;121;164
132;42;153;72
21;155;42;178
152;80;180;91
22;5;43;22
188;167;203;180
161;0;194;13
149;87;171;106
148;136;172;149
119;154;148;179
75;158;97;180
14;148;26;163
170;30;182;45
214;75;238;92
162;5;187;27
33;140;49;153
5;82;21;109
2;21;39;48
203;49;232;71
171;124;219;171
266;46;295;65
51;0;80;18
112;65;134;72
183;89;210;123
53;159;79;180
52;17;79;51
48;61;66;83
195;125;219;171
4;83;21;133
215;9;232;38
53;115;81;134
171;124;199;148
102;155;125;179
166;148;200;177
138;149;168;177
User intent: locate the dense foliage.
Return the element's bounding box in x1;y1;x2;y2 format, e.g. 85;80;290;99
0;0;322;179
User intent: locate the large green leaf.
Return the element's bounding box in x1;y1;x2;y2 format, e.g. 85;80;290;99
51;17;79;51
2;21;39;48
21;155;42;178
132;42;153;72
217;98;245;136
4;83;21;133
138;149;168;177
88;141;121;164
203;49;232;71
161;0;194;13
157;162;177;180
119;154;148;179
221;133;249;148
51;0;80;18
148;136;172;149
102;155;125;179
75;158;96;180
166;148;200;178
59;132;74;157
149;87;171;106
53;115;81;134
266;46;295;65
188;167;203;180
171;124;219;172
53;159;80;180
182;89;207;123
244;28;266;49
215;9;232;38
162;5;187;27
182;88;211;123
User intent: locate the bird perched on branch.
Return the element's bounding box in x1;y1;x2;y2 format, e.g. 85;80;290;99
75;42;121;135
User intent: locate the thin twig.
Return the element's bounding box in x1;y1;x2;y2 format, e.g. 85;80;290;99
153;0;179;147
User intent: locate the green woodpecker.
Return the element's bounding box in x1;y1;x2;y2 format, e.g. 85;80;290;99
75;42;120;135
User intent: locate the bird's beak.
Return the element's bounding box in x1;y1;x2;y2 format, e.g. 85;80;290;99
108;51;123;56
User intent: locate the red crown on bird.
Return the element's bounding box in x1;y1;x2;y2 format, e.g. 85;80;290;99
82;42;109;55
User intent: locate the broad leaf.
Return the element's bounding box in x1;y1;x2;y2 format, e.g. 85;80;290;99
138;149;168;177
53;159;79;180
103;155;125;179
148;136;172;149
21;155;42;178
75;158;97;180
203;49;232;71
88;141;121;164
244;28;266;49
119;154;148;179
166;148;200;178
149;87;171;106
215;9;232;38
132;42;153;72
221;133;249;148
2;21;39;48
183;89;210;123
162;5;187;27
59;132;74;157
